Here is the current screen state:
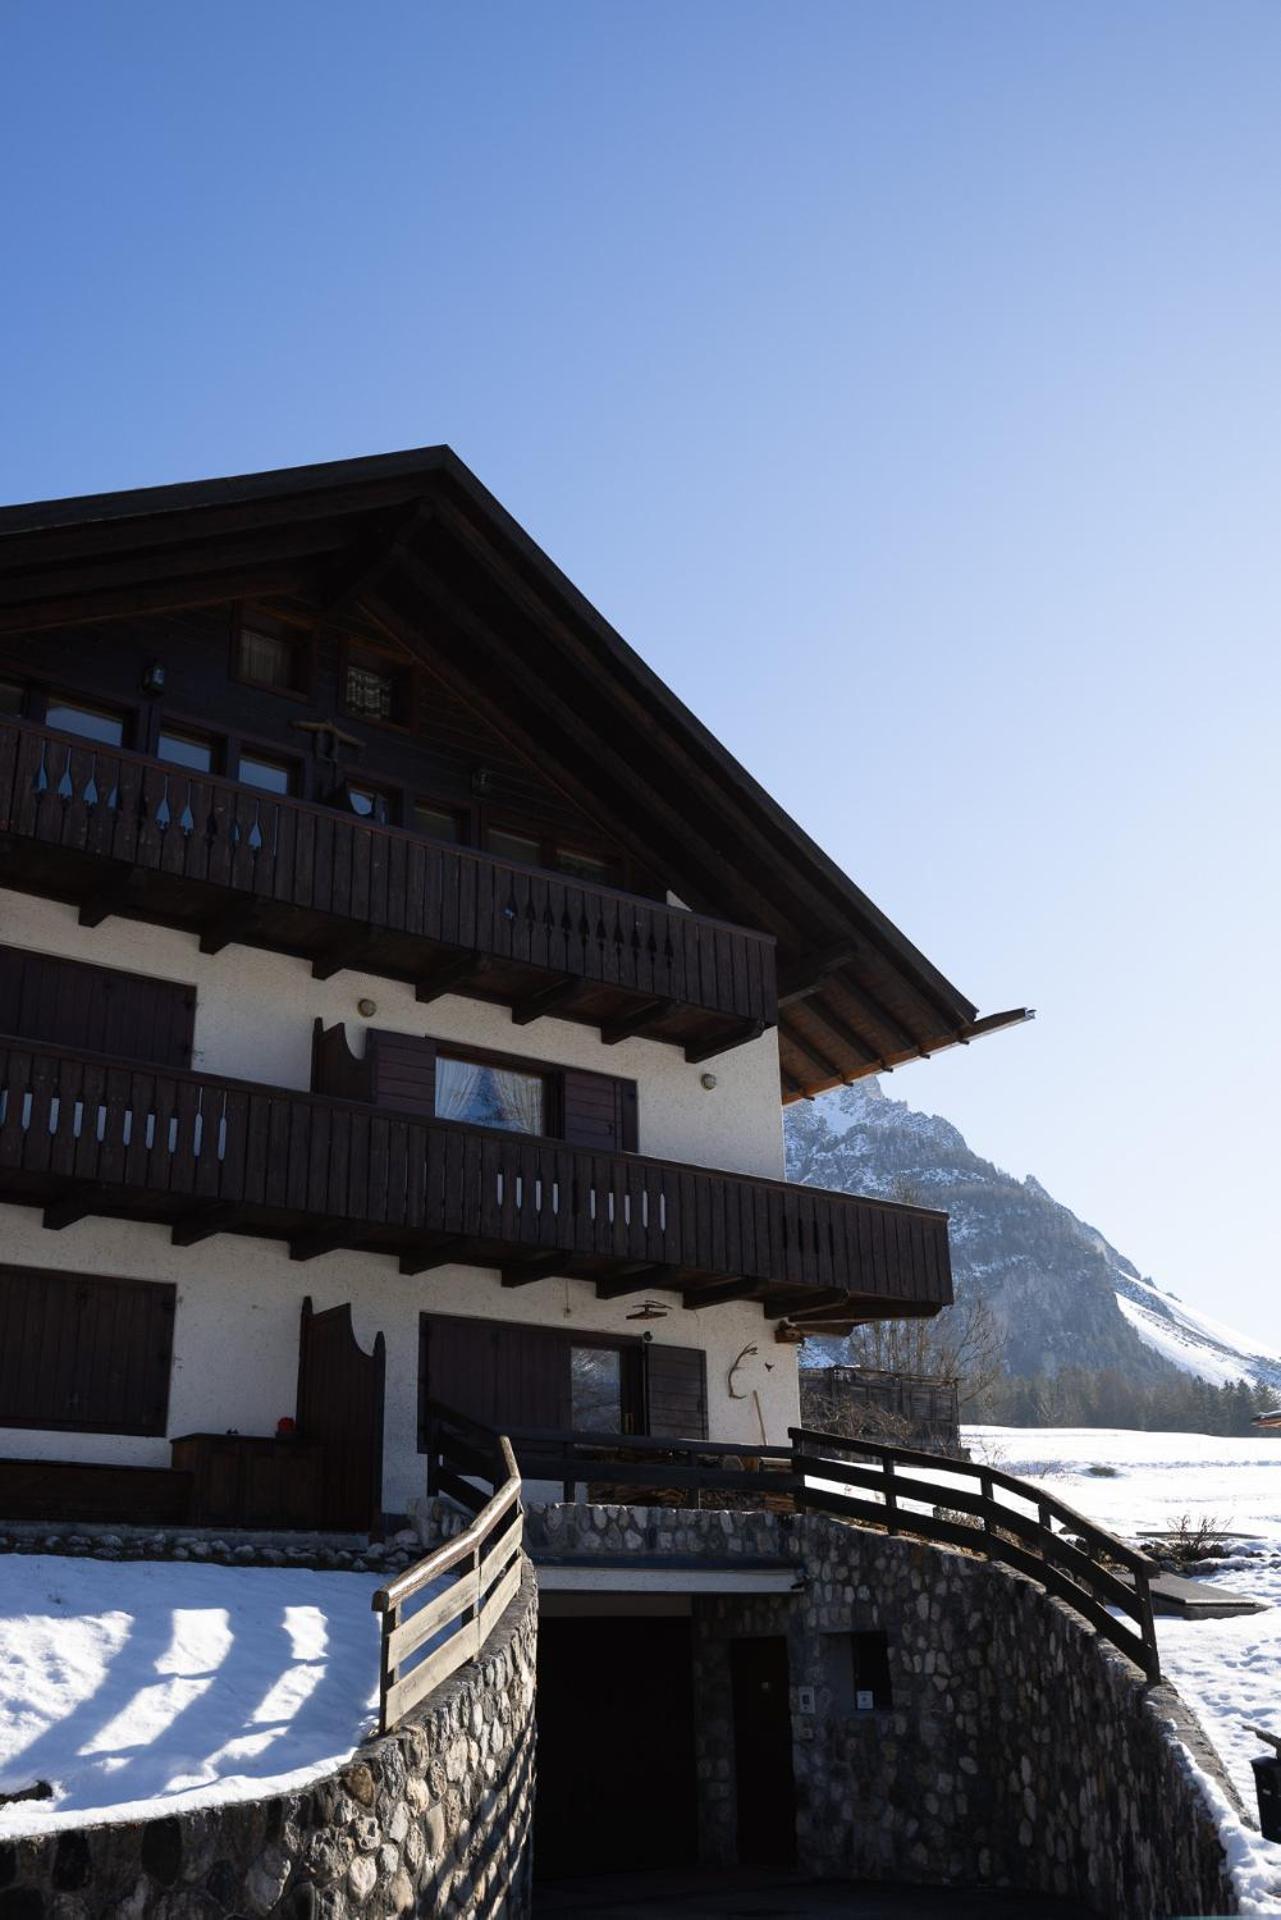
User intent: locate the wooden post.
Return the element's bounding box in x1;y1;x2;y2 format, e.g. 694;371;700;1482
377;1600;398;1737
1133;1566;1160;1682
1037;1498;1053;1563
980;1469;995;1556
883;1455;898;1536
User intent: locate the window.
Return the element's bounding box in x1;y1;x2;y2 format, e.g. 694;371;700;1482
44;699;126;747
435;1053;547;1135
570;1344;625;1433
556;846;618;887
343;648;409;725
235;613;305;694
486;826;541;867
413;800;465;844
344;781;393;825
0;1265;175;1436
157;728;215;774
238;750;294;795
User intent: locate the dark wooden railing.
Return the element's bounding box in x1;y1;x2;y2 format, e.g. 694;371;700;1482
421;1406;1161;1682
0;718;776;1040
371;1415;524;1734
791;1427;1161;1682
0;1038;950;1304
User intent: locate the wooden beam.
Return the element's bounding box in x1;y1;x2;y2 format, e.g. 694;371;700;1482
77;866;146;931
199;900;260;957
682;1277;761;1310
761;1287;849;1321
510;976;587;1027
600;998;675;1047
42;1193;96;1231
501;1252;565;1289
289;1228;360;1263
594;1264;681;1301
0;563;314;634
172;1205;243;1248
684;1020;765;1066
777;946;856;1006
415;953;491;1005
399;1237;471;1276
780;1026;845;1083
794;999;884;1070
312;933;380;982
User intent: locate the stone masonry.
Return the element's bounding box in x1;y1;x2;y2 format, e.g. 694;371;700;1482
0;1566;537;1920
527;1501;1240;1919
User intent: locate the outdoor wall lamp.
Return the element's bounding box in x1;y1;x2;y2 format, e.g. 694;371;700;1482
140;660;166;695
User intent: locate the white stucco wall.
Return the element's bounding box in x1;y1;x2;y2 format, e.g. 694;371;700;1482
0;1204;801;1514
0;890;786;1179
0;890;801;1505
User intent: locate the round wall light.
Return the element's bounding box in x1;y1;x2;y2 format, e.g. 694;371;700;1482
700;1072;718;1091
356;997;378;1018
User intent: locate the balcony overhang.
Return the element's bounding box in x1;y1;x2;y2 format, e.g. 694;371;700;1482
0;449;1029;1100
0;718;775;1065
0;1039;952;1326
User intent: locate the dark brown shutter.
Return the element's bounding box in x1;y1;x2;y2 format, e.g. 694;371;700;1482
0;1264;176;1436
645;1344;708;1440
0;945;194;1069
562;1068;638;1151
368;1031;437;1117
418;1313;566;1444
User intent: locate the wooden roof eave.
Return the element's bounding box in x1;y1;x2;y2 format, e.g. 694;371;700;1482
0;446;1027;1098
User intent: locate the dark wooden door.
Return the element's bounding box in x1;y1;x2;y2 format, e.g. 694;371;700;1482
295;1299;386;1535
730;1636;797;1868
534;1616;698;1881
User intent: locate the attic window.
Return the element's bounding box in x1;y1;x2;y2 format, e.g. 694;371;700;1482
344;649;408;725
235;613;306;694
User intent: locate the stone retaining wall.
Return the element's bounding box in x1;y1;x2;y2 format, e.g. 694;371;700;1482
0;1566;537;1920
529;1502;1240;1918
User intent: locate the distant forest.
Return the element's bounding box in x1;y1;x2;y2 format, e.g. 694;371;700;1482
977;1368;1277;1436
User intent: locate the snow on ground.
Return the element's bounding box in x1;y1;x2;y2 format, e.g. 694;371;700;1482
967;1426;1281;1913
0;1557;384;1835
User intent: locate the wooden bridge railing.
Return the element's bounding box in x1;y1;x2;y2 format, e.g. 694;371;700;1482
371;1413;524;1734
421;1406;1161;1683
0;717;776;1034
790;1425;1161;1682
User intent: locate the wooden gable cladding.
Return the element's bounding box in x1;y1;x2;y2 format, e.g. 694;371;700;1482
0;1263;176;1436
0;944;194;1070
0;448;1029;1097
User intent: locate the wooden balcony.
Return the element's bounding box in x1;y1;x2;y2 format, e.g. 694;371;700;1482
0;1038;951;1320
0;719;776;1063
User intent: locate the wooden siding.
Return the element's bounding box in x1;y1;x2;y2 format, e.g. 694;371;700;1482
0;717;776;1056
0;1038;952;1316
0;944;194;1070
0;1263;175;1435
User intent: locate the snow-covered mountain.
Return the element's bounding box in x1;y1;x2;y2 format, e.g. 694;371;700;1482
784;1080;1281;1395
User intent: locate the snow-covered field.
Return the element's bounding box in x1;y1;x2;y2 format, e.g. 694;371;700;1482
0;1557;382;1835
968;1426;1281;1913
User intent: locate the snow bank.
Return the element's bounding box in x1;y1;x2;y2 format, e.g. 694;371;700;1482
0;1556;382;1835
968;1425;1281;1912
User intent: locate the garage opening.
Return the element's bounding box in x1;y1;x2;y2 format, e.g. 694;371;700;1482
534;1605;699;1881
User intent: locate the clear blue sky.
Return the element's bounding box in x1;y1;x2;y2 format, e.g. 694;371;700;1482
3;4;1278;1348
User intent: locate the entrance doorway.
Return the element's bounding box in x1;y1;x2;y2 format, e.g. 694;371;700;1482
730;1636;797;1868
534;1614;698;1880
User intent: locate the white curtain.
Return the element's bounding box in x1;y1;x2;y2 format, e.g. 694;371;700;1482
435;1057;485;1123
